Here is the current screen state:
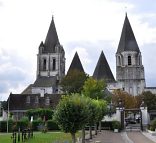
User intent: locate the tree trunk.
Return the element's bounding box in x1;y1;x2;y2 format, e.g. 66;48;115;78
82;128;85;143
89;125;92;139
99;121;101;132
94;123;97;135
71;133;76;143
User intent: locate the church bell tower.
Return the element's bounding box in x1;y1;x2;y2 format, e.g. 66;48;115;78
116;14;145;96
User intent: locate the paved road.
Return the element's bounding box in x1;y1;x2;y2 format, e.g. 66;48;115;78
85;130;155;143
86;130;125;143
127;132;155;143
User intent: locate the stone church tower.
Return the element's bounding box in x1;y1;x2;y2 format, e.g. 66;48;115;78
116;14;146;96
32;17;65;94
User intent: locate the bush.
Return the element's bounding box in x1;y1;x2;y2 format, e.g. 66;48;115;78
47;120;59;130
150;119;156;131
101;121;113;130
0;120;13;132
112;120;121;130
32;120;43;131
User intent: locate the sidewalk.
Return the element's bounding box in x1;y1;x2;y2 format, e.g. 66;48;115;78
142;131;156;143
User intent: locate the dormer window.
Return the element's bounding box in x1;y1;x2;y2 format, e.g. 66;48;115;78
26;96;30;104
128;56;131;65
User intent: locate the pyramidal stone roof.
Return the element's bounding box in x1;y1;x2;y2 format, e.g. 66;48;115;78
67;52;84;74
93;51;115;83
43;16;60;53
117;14;140;54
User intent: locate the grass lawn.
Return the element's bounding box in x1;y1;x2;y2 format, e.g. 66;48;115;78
0;131;81;143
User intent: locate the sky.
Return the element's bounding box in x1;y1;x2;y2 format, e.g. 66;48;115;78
1;0;156;100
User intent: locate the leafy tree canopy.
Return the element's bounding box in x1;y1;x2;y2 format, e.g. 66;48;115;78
60;69;88;94
82;77;106;99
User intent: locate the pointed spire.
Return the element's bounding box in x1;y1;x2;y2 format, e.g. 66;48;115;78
93;51;115;83
67;52;84;74
44;16;60;53
117;14;140;53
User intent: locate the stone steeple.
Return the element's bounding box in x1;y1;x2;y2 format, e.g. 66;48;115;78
116;14;145;96
93;51;115;83
117;13;140;54
67;52;84;74
42;16;60;53
33;16;65;94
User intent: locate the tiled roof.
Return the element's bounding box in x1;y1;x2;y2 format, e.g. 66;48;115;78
8;93;61;110
43;17;60;53
93;51;115;83
21;84;33;94
117;14;140;54
67;52;84;74
33;76;57;87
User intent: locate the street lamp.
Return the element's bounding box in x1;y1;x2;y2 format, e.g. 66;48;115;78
118;99;124;130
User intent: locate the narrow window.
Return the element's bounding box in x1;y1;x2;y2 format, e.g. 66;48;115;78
35;96;39;104
118;56;121;65
26;96;30;104
52;58;56;71
43;59;46;71
128;56;131;65
45;97;50;106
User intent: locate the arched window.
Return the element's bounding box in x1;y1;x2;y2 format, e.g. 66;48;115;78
128;56;131;65
26;96;30;104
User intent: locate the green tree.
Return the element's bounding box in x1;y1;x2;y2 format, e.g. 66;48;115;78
82;77;106;99
53;94;90;143
60;69;88;94
139;91;156;111
26;108;53;121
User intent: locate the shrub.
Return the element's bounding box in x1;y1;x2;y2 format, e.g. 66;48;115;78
32;120;43;131
112;120;121;130
47;120;59;130
150;119;156;131
0;120;13;132
101;121;113;130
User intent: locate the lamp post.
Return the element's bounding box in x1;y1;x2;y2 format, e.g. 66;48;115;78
118;99;124;130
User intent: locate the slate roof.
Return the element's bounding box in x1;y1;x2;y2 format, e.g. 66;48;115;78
33;76;57;87
93;51;115;83
21;84;33;94
43;17;60;53
117;14;140;54
8;93;61;110
67;52;84;74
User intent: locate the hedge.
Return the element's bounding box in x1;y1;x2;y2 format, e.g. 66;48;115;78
47;120;59;130
0;120;13;132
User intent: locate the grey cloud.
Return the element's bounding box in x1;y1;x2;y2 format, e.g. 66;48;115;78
0;49;34;96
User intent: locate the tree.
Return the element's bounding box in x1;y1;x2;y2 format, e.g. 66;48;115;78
60;69;88;94
53;94;90;143
26;108;53;121
82;77;107;99
112;89;137;109
82;77;107;138
139;91;156;111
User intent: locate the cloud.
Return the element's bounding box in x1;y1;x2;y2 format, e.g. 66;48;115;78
0;48;35;100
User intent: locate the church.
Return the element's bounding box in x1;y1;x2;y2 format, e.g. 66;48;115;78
8;14;156;120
